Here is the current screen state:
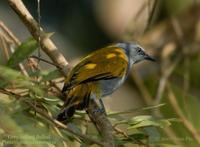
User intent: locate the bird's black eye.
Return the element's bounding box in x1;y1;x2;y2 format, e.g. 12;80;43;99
137;47;142;53
137;47;145;55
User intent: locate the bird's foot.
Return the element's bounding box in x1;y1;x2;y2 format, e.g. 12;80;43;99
92;108;106;115
93;108;104;114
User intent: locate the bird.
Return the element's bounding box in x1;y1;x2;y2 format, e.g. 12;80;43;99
57;42;155;121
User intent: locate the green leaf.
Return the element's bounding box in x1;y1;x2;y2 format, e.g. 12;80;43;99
0;78;8;88
127;133;148;141
142;127;160;143
7;37;38;67
108;103;166;117
152;143;180;147
41;69;62;81
127;115;174;129
0;65;43;96
29;69;62;81
42;96;60;103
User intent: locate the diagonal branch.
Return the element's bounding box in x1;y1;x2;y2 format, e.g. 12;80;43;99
8;0;69;75
166;85;200;145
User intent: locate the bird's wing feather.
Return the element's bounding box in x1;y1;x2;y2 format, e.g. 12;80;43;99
62;46;129;92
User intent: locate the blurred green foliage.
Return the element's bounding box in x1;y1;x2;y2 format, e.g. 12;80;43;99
0;38;175;146
1;0;200;146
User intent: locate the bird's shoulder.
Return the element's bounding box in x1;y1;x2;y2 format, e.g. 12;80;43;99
63;45;129;91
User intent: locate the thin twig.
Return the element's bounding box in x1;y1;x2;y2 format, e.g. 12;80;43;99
0;21;29;76
166;85;200;145
30;55;62;69
0;35;10;60
154;54;181;105
52;126;68;147
145;0;158;32
37;0;41;61
0;21;20;45
131;71;153;105
182;55;190;118
171;17;191;118
114;126;146;146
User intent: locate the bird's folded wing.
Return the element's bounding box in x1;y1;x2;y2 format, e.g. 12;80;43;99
62;47;129;92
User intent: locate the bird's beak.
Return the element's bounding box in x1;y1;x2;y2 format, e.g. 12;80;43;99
144;54;156;62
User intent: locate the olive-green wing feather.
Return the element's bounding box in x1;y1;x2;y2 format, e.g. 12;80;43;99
62;46;128;92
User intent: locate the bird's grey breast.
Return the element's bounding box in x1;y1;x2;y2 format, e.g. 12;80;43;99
98;75;127;97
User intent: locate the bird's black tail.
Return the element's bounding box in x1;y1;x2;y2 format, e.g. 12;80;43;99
57;83;92;122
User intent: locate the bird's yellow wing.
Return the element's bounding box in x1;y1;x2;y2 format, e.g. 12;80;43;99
62;46;128;92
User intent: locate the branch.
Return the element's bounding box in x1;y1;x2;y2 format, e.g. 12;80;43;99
87;100;114;147
0;21;29;76
8;0;114;146
166;85;200;145
114;126;145;146
8;0;69;75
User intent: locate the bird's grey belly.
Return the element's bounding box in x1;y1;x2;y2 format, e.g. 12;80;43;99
98;76;126;97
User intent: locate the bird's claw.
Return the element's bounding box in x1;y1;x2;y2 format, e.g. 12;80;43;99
92;108;105;114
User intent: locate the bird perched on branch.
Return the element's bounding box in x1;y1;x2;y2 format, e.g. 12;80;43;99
57;42;155;121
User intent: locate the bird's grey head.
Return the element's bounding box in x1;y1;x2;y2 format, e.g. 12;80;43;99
116;42;155;65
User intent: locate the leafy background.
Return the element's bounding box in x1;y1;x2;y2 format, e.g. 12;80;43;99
0;0;200;146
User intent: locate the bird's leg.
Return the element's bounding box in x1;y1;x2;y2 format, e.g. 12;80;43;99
91;99;107;115
99;99;107;115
